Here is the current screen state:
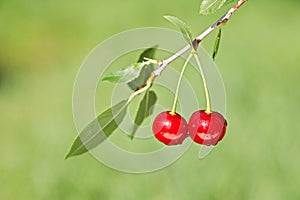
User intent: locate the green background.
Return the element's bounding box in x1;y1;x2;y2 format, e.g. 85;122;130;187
1;0;300;199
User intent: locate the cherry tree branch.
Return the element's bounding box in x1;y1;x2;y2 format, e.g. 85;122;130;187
153;0;247;77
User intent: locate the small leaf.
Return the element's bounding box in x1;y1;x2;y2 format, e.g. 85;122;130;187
212;28;222;61
102;63;144;84
164;16;194;47
224;0;234;6
128;46;158;91
131;90;157;138
65;99;129;159
137;45;158;62
127;63;156;91
200;0;227;15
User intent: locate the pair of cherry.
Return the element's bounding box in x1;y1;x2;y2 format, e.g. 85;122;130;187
152;110;227;146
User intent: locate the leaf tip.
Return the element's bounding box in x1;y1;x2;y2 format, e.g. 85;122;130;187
199;10;208;15
163;15;177;23
64;151;72;160
129;134;134;140
152;44;159;49
65;145;77;160
101;77;108;82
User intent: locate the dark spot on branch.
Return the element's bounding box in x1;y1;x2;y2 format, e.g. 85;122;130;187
192;39;199;50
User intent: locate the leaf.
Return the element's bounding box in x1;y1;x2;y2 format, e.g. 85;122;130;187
224;0;234;6
127;63;156;91
131;90;157;138
200;0;227;15
212;28;222;61
164;16;194;47
65;99;129;159
103;46;158;89
128;46;158;91
102;63;144;84
137;45;158;62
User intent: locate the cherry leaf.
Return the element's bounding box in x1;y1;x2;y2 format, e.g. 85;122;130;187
200;0;227;15
102;63;145;84
130;90;157;138
128;46;158;91
103;46;158;89
224;0;234;6
212;28;222;61
164;16;193;47
137;45;158;62
65;99;129;159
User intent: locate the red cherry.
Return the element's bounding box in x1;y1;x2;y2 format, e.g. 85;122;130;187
188;110;227;146
152;111;188;145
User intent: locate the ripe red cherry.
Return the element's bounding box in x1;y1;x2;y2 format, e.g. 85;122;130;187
152;111;188;145
188;110;227;146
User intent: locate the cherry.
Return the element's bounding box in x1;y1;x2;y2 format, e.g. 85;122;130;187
188;110;227;146
152;111;188;145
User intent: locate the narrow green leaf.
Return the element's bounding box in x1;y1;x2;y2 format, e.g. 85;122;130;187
65;99;128;159
212;28;222;61
102;63;144;84
128;46;158;91
164;16;193;47
200;0;227;15
131;90;157;138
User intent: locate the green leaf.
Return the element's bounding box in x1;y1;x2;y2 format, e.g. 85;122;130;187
137;45;158;62
131;90;157;138
212;28;222;61
200;0;227;15
103;46;158;89
127;63;156;91
164;16;194;47
224;0;234;6
65;99;129;159
102;63;144;84
128;46;158;91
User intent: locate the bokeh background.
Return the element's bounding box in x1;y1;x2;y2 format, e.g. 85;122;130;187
1;0;300;199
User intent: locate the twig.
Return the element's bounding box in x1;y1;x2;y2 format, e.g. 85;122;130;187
153;0;247;77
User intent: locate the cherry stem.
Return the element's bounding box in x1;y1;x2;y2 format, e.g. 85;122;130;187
193;52;211;114
170;53;193;115
153;0;246;77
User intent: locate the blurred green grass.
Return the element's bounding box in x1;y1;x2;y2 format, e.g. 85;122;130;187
1;0;300;199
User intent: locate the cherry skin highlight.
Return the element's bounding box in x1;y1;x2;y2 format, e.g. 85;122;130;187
152;111;188;145
188;110;227;146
